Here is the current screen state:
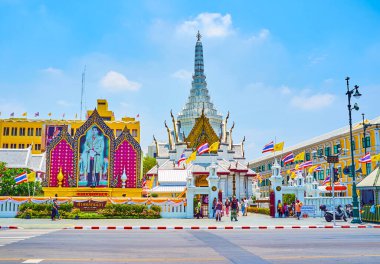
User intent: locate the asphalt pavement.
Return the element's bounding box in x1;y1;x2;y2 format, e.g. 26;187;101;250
0;228;379;264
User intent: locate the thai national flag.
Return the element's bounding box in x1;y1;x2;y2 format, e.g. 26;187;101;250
15;172;28;184
300;160;313;169
178;153;186;166
262;141;274;153
197;143;210;155
314;165;322;171
359;153;371;163
34;112;39;117
282;152;294;165
322;176;330;186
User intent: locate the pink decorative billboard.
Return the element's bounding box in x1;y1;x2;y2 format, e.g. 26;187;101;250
45;110;142;189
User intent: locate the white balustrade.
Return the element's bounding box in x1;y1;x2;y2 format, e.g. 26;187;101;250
304;197;354;216
0;200;20;218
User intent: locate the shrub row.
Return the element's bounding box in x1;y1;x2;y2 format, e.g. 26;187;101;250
247;206;270;215
16;202;161;219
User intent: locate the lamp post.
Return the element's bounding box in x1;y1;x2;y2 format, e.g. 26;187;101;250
346;77;362;224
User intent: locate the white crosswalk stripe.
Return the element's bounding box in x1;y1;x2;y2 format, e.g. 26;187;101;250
0;229;57;247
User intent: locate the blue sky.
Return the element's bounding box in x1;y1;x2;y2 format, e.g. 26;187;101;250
1;1;380;161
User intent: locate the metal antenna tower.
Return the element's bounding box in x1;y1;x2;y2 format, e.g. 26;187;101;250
80;65;86;120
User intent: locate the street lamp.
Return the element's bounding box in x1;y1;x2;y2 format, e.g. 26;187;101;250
346;77;362;224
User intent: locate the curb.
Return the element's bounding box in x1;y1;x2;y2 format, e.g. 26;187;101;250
65;225;380;230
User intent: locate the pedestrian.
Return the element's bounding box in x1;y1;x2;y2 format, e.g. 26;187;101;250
216;199;223;221
277;200;283;218
225;198;230;216
212;197;217;218
244;197;249;216
51;199;58;221
241;198;246;216
295;200;302;220
283;202;289;218
197;199;203;219
230;196;238;221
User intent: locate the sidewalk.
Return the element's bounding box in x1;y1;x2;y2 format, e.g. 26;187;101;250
0;213;377;229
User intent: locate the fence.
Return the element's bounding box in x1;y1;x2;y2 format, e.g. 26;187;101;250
0;200;20;218
304;197;353;217
0;197;188;219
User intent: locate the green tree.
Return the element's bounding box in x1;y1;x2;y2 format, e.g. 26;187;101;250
0;162;43;196
143;155;157;176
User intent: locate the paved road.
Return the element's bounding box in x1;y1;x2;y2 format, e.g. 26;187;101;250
0;228;379;264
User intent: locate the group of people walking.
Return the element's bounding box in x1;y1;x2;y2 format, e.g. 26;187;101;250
277;199;303;219
211;196;250;222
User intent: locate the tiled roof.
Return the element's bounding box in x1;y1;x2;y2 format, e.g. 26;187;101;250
158;169;188;183
0;148;30;168
150;185;186;193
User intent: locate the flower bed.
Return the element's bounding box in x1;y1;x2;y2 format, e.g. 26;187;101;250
16;202;161;219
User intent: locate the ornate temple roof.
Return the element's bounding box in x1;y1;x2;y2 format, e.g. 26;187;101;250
177;31;223;138
185;109;219;149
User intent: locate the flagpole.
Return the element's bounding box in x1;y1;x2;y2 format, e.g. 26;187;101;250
27;175;31;197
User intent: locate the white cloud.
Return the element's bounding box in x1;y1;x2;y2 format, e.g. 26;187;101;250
57;100;70;107
172;69;192;80
248;29;270;43
308;54;327;65
280;86;291;95
290;93;335;110
41;67;63;75
100;71;141;92
177;13;233;37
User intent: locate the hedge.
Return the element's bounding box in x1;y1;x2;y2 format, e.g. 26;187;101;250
16;202;161;219
247;206;270;215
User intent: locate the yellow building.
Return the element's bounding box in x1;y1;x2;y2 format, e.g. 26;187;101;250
0;99;140;154
249;116;380;198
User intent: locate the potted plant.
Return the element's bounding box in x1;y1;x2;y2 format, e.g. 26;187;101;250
24;209;33;219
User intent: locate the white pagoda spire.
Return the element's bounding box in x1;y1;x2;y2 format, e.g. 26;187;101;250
177;31;223;138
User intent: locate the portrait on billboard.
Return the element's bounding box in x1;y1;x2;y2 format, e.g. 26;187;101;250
78;125;109;187
43;125;65;149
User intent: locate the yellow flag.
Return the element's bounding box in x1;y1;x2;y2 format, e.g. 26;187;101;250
274;142;284;152
295;164;300;170
48;113;52;117
27;171;36;182
290;172;296;179
185;151;197;164
308;165;317;174
257;173;262;183
149;175;155;189
209;142;219;152
22;112;27;117
294;151;305;162
373;153;380;162
286;169;290;174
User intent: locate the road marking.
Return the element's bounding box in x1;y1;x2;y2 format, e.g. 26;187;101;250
0;257;225;263
22;259;44;263
266;253;380;260
0;229;58;247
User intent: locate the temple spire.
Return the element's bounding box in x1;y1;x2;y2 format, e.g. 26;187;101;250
177;31;223;138
194;31;205;77
196;30;202;42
